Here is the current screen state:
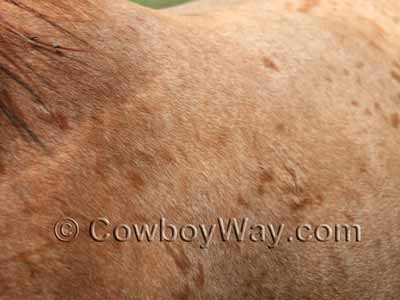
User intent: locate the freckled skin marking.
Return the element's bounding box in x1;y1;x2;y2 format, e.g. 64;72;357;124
359;163;368;173
216;131;229;147
390;113;400;129
374;103;382;110
39;111;70;131
3;1;400;299
91;114;104;125
160;149;176;163
129;170;145;190
263;57;279;71
53;112;70;131
356;62;364;69
351;101;359;107
369;41;383;52
298;0;321;13
260;170;274;183
391;71;400;83
344;213;355;223
276;123;285;131
316;194;323;203
257;185;266;195
257;171;274;195
238;194;250;208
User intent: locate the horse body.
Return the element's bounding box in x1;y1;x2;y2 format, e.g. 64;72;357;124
1;0;400;299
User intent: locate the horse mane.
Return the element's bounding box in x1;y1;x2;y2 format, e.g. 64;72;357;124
0;0;104;149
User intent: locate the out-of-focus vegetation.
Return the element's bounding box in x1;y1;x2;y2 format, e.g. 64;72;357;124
130;0;192;9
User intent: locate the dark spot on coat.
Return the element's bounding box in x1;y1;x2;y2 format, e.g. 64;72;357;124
276;123;285;131
257;171;274;195
91;114;104;125
390;113;400;129
160;148;176;163
39;111;70;130
257;185;266;195
344;213;355;223
356;62;364;69
53;112;70;130
298;0;320;13
263;57;279;71
316;194;323;203
391;71;400;83
359;163;368;173
369;40;384;52
238;194;250;208
374;103;382;110
129;170;145;190
260;170;274;183
216;130;229;147
180;177;190;193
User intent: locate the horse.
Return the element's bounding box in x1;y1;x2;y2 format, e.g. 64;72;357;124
1;0;399;299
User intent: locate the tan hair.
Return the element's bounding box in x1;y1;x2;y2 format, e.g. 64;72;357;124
0;1;103;148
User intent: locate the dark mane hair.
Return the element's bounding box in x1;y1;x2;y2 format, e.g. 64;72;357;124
0;0;104;149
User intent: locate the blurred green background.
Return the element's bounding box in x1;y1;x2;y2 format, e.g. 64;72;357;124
130;0;192;9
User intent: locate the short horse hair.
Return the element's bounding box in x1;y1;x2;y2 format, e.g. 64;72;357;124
0;0;103;149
